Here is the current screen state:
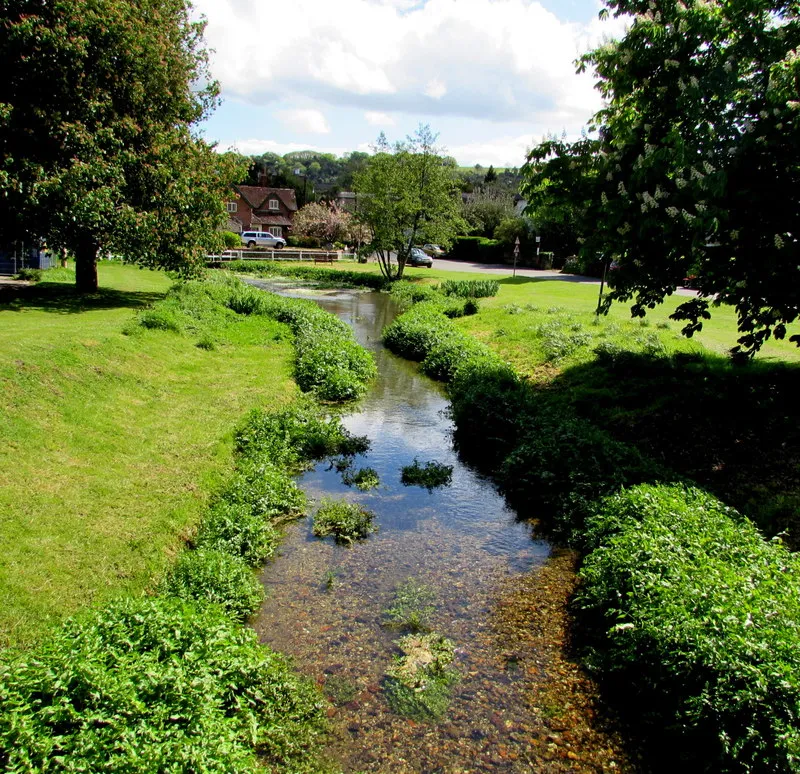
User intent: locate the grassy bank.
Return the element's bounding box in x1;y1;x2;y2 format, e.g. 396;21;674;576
1;265;379;771
0;264;298;648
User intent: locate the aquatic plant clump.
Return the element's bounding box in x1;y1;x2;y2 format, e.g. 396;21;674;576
383;578;436;632
342;466;381;491
312;499;377;544
384;633;458;721
401;458;454;490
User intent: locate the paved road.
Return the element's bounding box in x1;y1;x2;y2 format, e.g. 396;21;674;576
419;257;700;297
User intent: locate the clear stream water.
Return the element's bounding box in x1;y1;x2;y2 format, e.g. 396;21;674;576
249;284;623;773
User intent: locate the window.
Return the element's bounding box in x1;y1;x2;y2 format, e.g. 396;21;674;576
270;227;282;237
225;201;237;213
269;199;279;211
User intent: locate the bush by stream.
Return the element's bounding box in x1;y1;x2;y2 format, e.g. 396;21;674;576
383;284;800;771
578;484;800;772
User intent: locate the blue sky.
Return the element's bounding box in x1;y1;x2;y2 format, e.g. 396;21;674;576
194;0;626;167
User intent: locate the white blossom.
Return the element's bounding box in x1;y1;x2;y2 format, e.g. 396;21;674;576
775;234;785;249
601;192;609;205
703;160;716;174
618;182;627;196
666;206;680;217
676;178;688;189
690;76;699;88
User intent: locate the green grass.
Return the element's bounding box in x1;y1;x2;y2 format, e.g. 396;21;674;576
0;263;297;648
283;261;800;361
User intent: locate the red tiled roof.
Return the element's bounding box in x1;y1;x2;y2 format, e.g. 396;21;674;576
235;185;298;212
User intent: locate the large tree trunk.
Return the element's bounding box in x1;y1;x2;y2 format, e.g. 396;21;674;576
75;240;99;293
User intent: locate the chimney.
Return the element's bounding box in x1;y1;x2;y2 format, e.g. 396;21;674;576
257;171;270;186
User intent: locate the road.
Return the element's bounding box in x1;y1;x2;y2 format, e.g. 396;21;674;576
415;257;700;296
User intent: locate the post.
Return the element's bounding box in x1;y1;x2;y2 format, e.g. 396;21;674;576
596;254;608;317
513;237;520;278
535;235;541;265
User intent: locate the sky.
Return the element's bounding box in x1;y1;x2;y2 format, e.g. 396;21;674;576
194;0;628;168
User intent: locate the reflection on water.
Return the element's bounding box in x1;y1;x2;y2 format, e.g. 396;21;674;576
251;283;563;772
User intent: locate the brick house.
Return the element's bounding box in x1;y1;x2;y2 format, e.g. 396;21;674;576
225;185;298;238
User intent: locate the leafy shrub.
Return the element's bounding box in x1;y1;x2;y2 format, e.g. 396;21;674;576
312;499;377;544
383;633;458;720
221;231;241;249
421;332;491;381
161;549;264;622
236;399;369;469
400;458;454;490
219;460;306;520
383;303;448;361
14;268;42;282
383;579;436;632
286;235;322;248
439;279;499;298
498;407;663;539
194;499;281;566
389;281;440;308
0;597;326;772
448;236;503;262
577;484;800;771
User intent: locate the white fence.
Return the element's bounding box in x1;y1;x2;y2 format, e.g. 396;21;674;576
207;249;358;263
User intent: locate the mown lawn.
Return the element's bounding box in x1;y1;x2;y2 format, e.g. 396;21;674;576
304;258;800;361
0;263;296;648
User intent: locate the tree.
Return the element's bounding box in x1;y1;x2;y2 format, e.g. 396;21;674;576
353;126;465;280
523;0;800;356
461;185;517;237
292;202;354;245
0;0;243;292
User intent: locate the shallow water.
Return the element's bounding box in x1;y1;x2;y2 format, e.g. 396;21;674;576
250;284;627;772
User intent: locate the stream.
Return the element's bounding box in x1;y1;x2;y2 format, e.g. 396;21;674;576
251;284;634;773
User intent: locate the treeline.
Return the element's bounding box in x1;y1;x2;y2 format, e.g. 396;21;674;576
241;150;521;204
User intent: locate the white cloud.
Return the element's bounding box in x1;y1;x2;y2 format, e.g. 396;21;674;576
424;78;447;100
365;111;397;126
276;108;331;134
193;0;625;131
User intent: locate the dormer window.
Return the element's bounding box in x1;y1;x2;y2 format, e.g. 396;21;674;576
269;198;279;211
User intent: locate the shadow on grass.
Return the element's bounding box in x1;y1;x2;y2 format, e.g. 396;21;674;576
0;281;165;315
552;349;800;546
494;274;600;287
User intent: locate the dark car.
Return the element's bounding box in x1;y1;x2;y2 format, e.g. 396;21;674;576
407;247;433;268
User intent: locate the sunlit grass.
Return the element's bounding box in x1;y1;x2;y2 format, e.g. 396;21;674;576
0;262;296;648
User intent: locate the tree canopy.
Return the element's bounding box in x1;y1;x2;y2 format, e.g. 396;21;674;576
353;126;465;280
0;0;243;292
523;0;800;356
